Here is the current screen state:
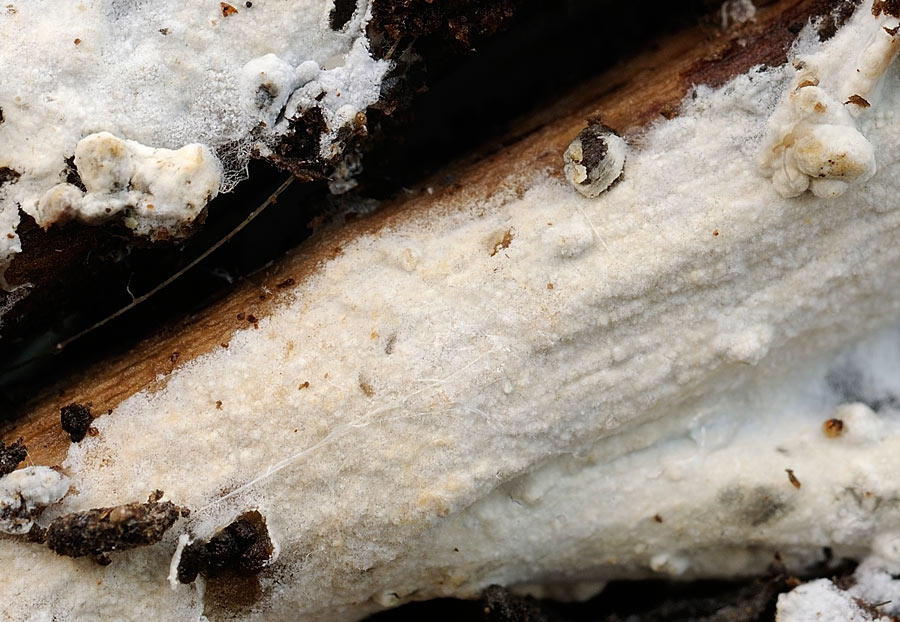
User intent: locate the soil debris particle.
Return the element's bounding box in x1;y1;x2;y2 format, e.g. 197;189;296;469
491;229;514;257
60;402;93;443
481;585;548;622
0;437;27;477
824;418;845;438
786;468;802;489
176;510;274;584
45;491;186;563
0;166;20;187
873;0;900;18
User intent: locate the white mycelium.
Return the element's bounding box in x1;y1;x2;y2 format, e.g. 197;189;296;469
4;2;900;621
0;0;389;279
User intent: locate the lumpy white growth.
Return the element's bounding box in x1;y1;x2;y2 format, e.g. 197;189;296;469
777;555;900;622
0;0;389;270
8;1;900;620
760;5;900;197
37;132;222;236
0;467;70;535
563;125;627;198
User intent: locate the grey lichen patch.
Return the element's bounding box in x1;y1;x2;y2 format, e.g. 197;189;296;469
0;437;26;477
45;491;186;565
563;120;626;198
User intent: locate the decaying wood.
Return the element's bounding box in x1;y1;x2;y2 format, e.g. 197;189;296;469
1;0;834;467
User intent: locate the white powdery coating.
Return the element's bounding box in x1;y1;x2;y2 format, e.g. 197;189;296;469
0;467;70;535
0;0;389;269
8;4;900;620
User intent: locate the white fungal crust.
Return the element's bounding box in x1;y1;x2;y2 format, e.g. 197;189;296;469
0;467;70;535
36;133;223;236
759;3;900;198
563;124;627;198
0;0;389;271
10;3;900;621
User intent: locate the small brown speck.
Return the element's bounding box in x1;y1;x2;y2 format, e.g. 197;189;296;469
236;312;245;321
298;381;309;390
221;342;229;348
786;469;801;489
220;2;238;16
245;0;252;6
74;38;81;45
823;418;844;438
170;351;180;363
159;28;169;35
6;233;13;239
215;400;222;410
87;426;99;437
713;229;719;237
277;277;295;289
845;94;871;108
359;379;375;397
490;229;514;257
547;283;554;290
258;293;266;301
653;514;663;523
246;314;257;324
813;102;827;113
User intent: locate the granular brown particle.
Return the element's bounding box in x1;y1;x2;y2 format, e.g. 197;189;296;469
0;437;27;477
177;510;274;584
46;491;186;563
60;403;93;443
824;418;844;438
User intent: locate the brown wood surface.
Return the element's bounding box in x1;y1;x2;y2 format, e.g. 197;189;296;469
1;0;834;467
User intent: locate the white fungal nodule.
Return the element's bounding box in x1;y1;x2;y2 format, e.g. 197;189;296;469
563;122;626;198
0;467;70;535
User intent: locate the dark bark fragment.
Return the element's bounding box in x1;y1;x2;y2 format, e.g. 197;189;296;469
0;167;20;187
873;0;900;17
369;0;518;52
0;437;26;477
330;0;357;30
45;491;185;562
177;510;274;584
482;585;548;622
60;402;92;443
